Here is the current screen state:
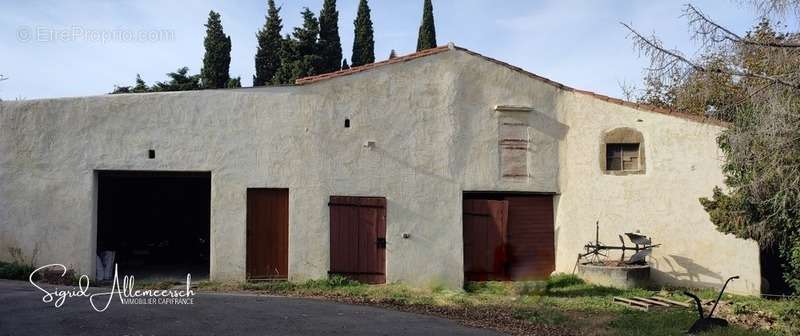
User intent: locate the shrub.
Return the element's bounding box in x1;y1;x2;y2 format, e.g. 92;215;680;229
778;299;800;335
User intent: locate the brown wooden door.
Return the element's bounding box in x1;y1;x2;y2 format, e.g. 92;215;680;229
506;196;555;280
463;199;509;281
329;196;386;284
246;188;289;280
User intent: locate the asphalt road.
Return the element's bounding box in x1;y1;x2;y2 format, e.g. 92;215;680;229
0;279;501;336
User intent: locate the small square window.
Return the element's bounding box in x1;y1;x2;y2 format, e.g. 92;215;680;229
606;143;639;171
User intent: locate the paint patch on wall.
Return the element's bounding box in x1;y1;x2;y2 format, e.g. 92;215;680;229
499;117;529;180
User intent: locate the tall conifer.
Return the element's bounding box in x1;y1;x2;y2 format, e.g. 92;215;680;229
254;0;284;86
416;0;437;51
201;11;232;89
351;0;375;67
318;0;343;74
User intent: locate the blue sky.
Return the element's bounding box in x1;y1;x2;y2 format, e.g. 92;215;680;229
0;0;794;100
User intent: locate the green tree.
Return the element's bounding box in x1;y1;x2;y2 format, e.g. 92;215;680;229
272;35;296;85
110;86;130;94
351;0;374;67
416;0;437;51
388;49;397;59
318;0;343;74
626;5;800;293
111;74;149;94
341;58;350;70
254;0;284;86
273;9;322;84
132;74;149;93
227;77;242;88
152;67;202;92
201;11;232;89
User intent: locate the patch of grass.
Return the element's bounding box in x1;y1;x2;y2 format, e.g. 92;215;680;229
546;273;585;289
0;261;37;281
193;274;795;335
512;307;570;326
463;281;513;295
610;309;776;336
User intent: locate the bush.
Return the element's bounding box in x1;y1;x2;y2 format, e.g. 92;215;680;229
778;299;800;335
784;238;800;293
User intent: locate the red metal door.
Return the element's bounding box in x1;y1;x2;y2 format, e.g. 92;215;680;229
463;199;509;281
329;196;386;284
246;188;289;280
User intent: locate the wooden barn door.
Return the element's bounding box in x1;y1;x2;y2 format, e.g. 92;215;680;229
246;189;289;280
506;196;555;280
329;196;386;284
463;199;509;281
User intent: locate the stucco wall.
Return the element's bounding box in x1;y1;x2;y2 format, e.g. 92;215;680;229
442;51;759;294
0;48;760;294
0;51;537;289
554;93;760;295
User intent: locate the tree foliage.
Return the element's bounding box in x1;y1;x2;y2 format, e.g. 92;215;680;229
625;3;800;292
254;0;284;86
273;9;323;84
201;10;232;89
111;69;203;94
227;77;242;88
153;67;202;92
351;0;375;67
318;0;343;74
416;0;437;51
132;74;149;93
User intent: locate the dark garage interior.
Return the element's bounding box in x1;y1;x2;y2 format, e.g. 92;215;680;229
96;171;211;281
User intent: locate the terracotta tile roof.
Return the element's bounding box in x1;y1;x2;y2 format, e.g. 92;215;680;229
295;45;452;85
295;44;728;127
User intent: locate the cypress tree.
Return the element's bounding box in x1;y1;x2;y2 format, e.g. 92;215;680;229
294;8;322;78
272;35;296;85
388;49;397;59
272;9;322;84
351;0;374;67
341;58;350;70
254;0;284;86
416;0;437;51
201;11;232;89
318;0;343;74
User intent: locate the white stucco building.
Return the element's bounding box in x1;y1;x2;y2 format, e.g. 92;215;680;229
0;44;762;294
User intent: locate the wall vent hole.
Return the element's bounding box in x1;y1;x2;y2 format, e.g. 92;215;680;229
148;149;155;159
344;119;350;128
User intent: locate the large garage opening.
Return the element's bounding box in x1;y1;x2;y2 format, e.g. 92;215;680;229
96;171;211;282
